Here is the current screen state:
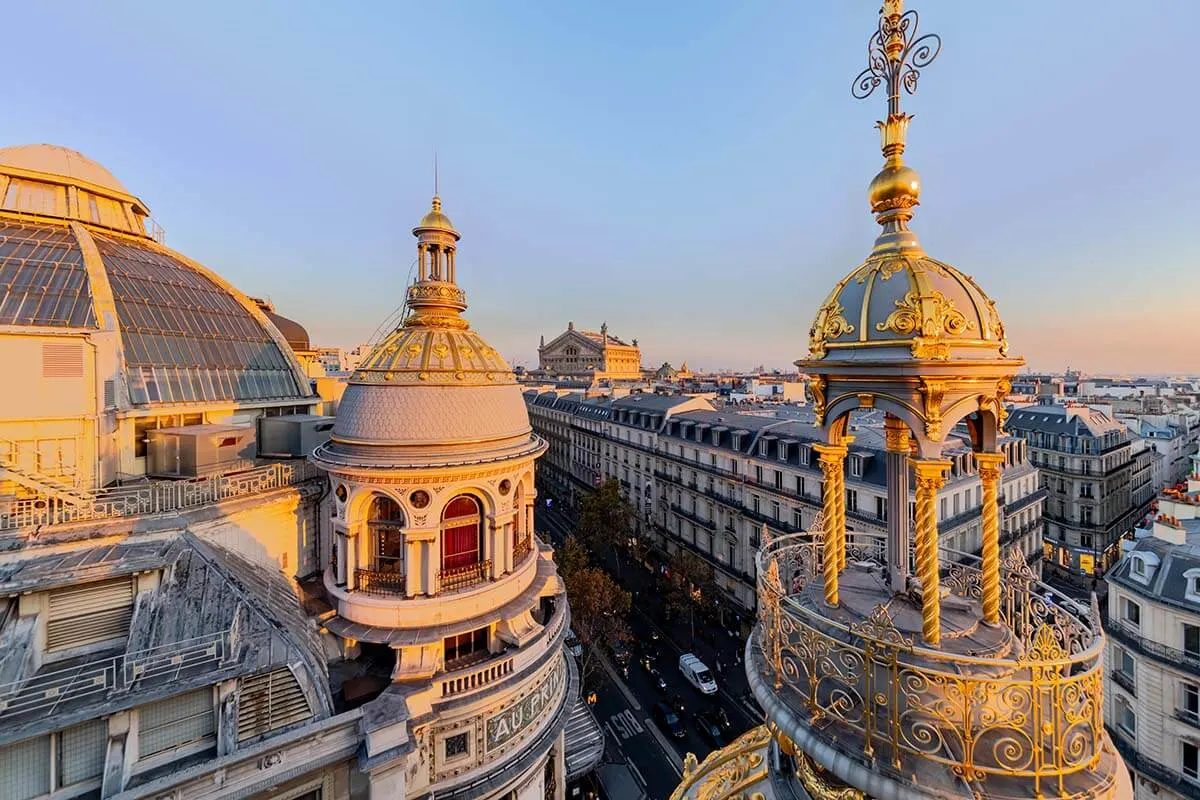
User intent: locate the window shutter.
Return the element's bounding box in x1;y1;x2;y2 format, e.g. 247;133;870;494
103;379;116;408
46;577;135;652
42;342;84;378
138;688;215;758
58;718;107;786
0;736;50;800
237;668;311;741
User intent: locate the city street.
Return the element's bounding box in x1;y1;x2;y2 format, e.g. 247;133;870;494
538;501;764;800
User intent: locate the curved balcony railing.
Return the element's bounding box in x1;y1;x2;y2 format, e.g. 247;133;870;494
754;530;1107;799
438;560;492;593
514;534;534;564
355;568;405;596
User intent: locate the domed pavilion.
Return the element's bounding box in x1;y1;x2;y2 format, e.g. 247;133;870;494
672;3;1131;799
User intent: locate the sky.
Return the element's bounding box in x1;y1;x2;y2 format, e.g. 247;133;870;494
5;1;1197;375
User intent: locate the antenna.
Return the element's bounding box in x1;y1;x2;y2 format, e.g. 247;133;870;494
434;149;439;196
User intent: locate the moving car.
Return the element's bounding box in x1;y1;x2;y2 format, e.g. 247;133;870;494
647;667;668;692
679;653;718;694
694;711;727;748
652;702;686;739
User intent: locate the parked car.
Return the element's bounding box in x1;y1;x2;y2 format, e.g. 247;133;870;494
694;712;727;748
679;653;718;694
565;629;582;658
647;667;668;693
652;702;686;739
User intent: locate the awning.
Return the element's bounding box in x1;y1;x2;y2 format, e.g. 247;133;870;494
564;691;605;780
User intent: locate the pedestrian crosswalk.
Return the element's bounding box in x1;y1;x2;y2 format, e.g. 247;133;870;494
606;709;645;740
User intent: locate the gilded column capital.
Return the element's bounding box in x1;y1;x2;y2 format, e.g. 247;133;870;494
883;414;911;453
910;458;951;492
813;442;848;464
974;451;1005;482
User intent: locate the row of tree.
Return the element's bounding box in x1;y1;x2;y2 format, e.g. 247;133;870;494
553;479;717;682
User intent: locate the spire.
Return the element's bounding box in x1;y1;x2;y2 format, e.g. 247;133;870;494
851;0;941;254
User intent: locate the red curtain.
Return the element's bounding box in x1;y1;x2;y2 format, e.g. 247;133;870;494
442;496;481;570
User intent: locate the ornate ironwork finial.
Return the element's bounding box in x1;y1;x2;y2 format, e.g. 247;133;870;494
852;1;942;252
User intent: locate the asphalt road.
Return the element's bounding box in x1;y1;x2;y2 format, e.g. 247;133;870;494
538;502;763;800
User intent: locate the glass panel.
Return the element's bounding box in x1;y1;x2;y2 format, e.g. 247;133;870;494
0;221;95;328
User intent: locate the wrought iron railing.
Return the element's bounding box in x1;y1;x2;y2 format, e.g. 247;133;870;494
1103;612;1200;677
514;534;534;564
0;631;228;723
0;461;323;532
1110;726;1200;800
754;530;1107;799
438;560;491;593
355;569;406;596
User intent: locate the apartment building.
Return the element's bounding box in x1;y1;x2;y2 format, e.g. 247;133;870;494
527;393;1045;611
1008;402;1152;588
1105;453;1200;800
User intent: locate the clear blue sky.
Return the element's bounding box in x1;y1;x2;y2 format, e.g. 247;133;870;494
7;1;1197;374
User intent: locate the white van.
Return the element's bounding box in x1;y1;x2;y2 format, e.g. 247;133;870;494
679;653;718;694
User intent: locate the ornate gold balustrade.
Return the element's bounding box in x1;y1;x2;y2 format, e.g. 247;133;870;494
755;531;1107;799
355;568;405;596
438;560;492;593
513;533;533;564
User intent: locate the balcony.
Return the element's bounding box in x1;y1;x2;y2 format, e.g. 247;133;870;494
1175;708;1200;732
438;560;492;593
1110;727;1200;800
355;568;406;597
1111;669;1136;696
1103;614;1200;677
751;531;1112;798
514;533;534;563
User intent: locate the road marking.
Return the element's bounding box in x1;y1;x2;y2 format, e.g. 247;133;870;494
607;709;644;740
626;760;647;789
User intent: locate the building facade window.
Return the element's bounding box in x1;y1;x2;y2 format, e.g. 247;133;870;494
444;627;489;666
1122;597;1140;626
445;732;470;759
1185;742;1199;781
1115;695;1135;736
368;495;405;573
138;687;216;760
1184;682;1200;721
1186;624;1200;659
441;496;483;572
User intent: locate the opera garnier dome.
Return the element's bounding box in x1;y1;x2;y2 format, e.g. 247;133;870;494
672;3;1131;799
310;195;593;798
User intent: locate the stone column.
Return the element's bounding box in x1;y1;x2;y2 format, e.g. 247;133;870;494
345;525;360;591
911;459;951;646
426;537;439;595
813;443;847;607
503;520;515;572
552;730;567;800
215;678;238;756
975;452;1006;625
334;531;347;586
484;516;498;578
405;535;422;598
884;415;912;593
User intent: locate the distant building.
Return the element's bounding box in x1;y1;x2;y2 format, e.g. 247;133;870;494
1007;401;1152;587
1104;453;1200;799
526;392;1045;611
536;321;641;381
317;346;349;374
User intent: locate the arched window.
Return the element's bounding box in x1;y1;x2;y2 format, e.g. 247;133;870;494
368;495;405;573
442;496;483;572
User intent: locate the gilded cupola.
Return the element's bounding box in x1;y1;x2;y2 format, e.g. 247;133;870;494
318;195;535;464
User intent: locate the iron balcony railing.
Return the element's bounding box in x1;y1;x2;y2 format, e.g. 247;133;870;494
514;534;534;564
1110;726;1200;800
0;461;323;532
1102;614;1200;677
0;630;229;724
355;569;406;597
438;560;492;593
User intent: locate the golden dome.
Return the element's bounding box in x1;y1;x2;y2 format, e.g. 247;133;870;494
413;195;459;238
807;249;1008;362
320;195;533;463
0;144;130;195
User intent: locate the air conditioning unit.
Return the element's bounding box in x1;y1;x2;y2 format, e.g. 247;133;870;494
257;414;335;459
147;424;256;478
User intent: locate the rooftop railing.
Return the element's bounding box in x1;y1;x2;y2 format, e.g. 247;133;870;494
0;630;229;725
0;461;323;533
754;530;1106;799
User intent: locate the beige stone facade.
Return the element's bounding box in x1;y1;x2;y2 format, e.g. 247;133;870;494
537;321;641;381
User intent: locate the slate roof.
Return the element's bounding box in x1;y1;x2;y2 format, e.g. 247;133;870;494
1110;527;1200;612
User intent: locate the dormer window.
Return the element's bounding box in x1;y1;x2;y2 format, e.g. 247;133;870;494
777;442;789;462
759;440;769;457
848;455;863;479
799;444;811;466
1185;568;1200;604
1128;552;1160;586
